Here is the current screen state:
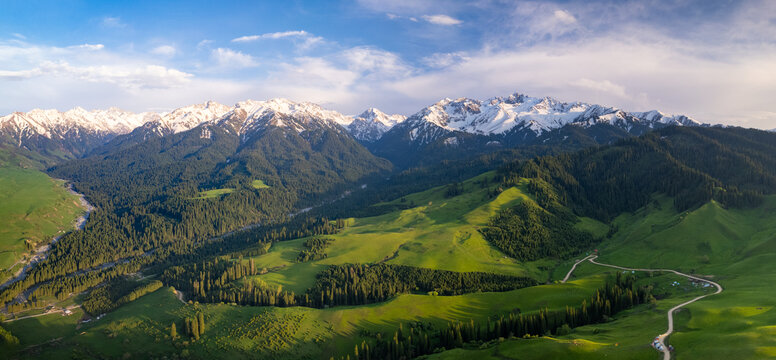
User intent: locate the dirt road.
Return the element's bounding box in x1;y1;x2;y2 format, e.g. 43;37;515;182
564;255;723;360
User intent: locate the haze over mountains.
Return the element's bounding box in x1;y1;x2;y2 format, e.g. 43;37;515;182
0;91;705;166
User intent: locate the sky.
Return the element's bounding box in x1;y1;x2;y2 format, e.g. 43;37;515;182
0;0;774;129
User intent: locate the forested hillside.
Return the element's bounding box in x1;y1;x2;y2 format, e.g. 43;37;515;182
0;120;389;310
499;127;776;221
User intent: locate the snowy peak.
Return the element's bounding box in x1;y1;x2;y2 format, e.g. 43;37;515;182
348;108;406;142
355;108;406;127
149;101;231;136
390;91;702;146
0;107;154;140
216;98;350;141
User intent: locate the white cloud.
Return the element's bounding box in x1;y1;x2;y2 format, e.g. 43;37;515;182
196;39;213;50
151;45;177;57
570;78;627;98
211;48;258;68
11;33;26;40
421;52;469;68
341;47;410;77
0;61;191;89
101;16;126;28
68;44;104;51
422;14;462;26
553;10;577;25
232;31;309;42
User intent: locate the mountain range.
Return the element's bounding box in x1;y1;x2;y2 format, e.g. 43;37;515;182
0;91;704;166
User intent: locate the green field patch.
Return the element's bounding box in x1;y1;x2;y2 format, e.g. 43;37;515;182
251;180;270;189
192;188;235;199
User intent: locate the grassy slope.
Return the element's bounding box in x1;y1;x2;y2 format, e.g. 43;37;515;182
2;277;609;359
432;194;776;359
1;172;605;358
253;172;552;293
0;164;85;279
8;172;774;359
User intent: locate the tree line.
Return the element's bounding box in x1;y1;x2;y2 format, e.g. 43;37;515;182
337;273;652;360
162;261;537;309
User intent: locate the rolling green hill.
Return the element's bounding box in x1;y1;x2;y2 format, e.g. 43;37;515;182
0;158;85;283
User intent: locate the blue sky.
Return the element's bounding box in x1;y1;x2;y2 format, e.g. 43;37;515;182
1;0;774;128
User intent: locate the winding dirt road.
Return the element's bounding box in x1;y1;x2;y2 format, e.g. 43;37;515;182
561;254;597;283
563;255;723;360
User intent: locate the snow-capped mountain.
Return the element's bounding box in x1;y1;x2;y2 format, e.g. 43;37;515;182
216;98;352;142
0;91;709;167
148;101;231;136
0;107;158;158
0;107;154;142
347;108;406;143
371;91;704;167
387;92;701;147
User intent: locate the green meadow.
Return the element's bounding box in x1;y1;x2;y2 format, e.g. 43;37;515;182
0;165;85;281
191;180;269;199
250;172;552;294
438;194;776;359
191;188;235;199
4;172;776;359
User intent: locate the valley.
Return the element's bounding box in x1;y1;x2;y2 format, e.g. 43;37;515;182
0;158;89;286
0;97;773;360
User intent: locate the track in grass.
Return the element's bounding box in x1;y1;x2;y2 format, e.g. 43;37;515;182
562;254;723;360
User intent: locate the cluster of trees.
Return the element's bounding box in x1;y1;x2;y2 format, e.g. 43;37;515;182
479;200;599;261
82;279;162;315
444;182;464;198
340;273;652;360
162;260;536;309
303;264;538;308
161;257;262;300
183;313;206;340
296;237;333;262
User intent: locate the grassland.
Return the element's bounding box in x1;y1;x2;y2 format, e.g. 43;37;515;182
435;194;776;359
5;171;776;359
191;180;268;200
2;275;612;359
249;172;555;293
192;188;235;199
0;165;85;281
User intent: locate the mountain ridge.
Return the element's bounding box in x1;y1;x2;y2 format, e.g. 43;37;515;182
0;91;709;165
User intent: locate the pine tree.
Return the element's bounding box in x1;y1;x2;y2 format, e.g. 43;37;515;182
170;322;177;340
198;312;205;335
191;317;200;340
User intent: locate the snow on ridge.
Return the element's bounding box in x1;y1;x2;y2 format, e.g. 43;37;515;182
217;98;353;139
401;91;702;139
347;108;407;142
